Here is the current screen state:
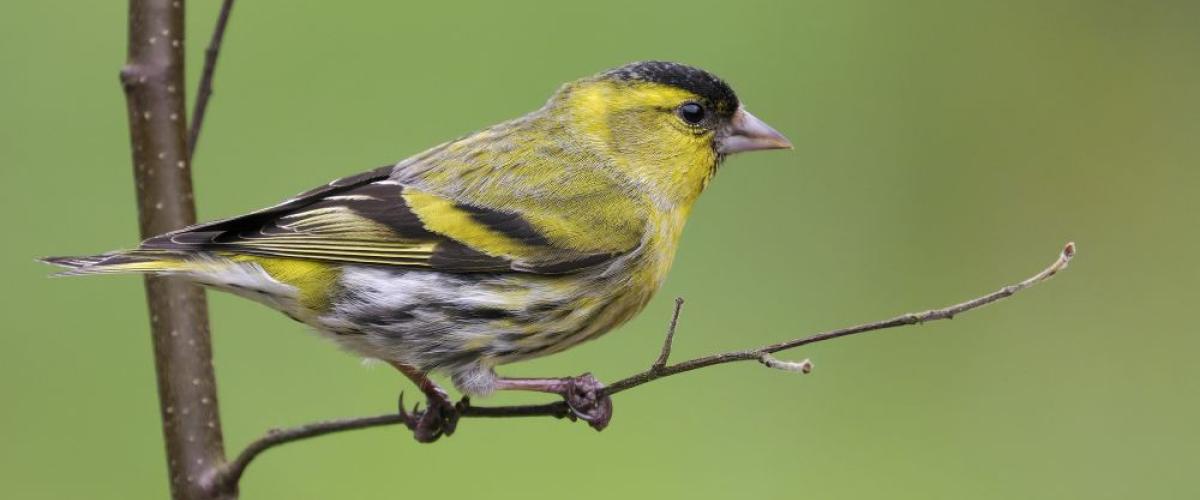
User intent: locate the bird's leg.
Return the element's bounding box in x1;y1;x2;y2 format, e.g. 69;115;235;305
389;361;459;443
492;373;613;430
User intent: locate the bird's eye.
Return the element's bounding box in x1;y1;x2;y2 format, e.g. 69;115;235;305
678;102;706;125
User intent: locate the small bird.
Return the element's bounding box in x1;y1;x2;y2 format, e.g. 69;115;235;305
45;61;791;442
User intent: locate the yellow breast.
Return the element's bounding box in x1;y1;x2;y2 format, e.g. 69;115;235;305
590;205;691;336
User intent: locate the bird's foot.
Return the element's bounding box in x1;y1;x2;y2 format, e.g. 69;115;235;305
491;372;614;430
398;389;460;443
562;373;613;431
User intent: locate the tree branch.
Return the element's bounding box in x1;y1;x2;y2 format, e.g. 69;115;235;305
216;241;1077;489
120;1;230;499
187;0;235;160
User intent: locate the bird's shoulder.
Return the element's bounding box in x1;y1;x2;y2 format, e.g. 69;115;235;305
394;114;653;257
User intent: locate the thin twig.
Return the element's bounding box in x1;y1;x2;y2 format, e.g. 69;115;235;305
216;242;1076;490
605;241;1075;395
652;297;685;371
215;401;569;491
218;414;401;489
187;0;235;160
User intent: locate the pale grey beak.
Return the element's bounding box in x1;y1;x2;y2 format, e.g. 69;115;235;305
716;107;793;154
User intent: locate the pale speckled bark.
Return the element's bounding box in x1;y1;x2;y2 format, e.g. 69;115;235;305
119;1;231;498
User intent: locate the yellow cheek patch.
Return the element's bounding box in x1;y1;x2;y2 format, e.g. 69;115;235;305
565;80;718;206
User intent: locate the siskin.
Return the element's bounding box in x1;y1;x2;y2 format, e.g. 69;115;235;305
45;61;792;441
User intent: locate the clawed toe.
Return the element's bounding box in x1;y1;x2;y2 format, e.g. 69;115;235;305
398;391;460;443
563;373;613;431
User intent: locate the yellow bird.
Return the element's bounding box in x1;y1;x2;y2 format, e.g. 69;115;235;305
45;61;792;442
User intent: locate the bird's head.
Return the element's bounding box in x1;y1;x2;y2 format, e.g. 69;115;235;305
551;61;792;206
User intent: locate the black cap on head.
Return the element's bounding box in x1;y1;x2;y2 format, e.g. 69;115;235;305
603;61;740;117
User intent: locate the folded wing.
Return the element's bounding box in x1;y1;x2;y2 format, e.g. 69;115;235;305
140;165;633;274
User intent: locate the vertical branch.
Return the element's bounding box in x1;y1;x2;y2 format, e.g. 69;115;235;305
120;1;229;499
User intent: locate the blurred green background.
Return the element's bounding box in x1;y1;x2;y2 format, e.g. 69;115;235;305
2;1;1197;498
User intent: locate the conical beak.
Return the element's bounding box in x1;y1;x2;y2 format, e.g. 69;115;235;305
716;107;793;154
